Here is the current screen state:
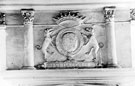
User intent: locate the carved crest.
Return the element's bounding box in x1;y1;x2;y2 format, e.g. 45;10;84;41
36;11;102;69
53;11;86;27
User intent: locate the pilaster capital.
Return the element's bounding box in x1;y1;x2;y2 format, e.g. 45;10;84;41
21;9;35;24
130;9;135;20
0;12;5;25
103;6;116;22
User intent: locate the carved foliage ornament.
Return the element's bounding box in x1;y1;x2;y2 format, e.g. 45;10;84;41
103;6;116;22
0;13;5;25
21;9;35;24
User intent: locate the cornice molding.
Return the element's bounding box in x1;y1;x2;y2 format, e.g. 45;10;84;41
0;1;134;11
0;0;134;5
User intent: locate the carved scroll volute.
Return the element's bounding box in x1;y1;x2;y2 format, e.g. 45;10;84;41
103;6;116;22
21;9;35;24
0;13;5;25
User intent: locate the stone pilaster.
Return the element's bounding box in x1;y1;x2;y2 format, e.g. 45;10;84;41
130;9;135;68
103;6;119;68
0;13;6;71
21;9;35;69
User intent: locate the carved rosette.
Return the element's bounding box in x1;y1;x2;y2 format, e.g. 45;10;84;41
21;9;35;24
0;13;5;25
103;6;116;22
130;9;135;20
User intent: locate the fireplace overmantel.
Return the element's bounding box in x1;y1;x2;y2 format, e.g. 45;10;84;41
0;0;135;86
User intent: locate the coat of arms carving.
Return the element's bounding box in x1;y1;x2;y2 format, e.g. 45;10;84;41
36;11;103;69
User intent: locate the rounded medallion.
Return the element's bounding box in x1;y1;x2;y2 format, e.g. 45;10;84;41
56;28;83;56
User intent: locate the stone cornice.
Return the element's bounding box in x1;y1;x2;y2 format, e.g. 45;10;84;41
0;0;134;5
0;1;134;11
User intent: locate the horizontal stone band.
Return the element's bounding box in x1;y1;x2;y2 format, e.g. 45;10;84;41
43;62;97;69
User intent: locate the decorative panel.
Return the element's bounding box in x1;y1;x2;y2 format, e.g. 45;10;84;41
6;10;132;69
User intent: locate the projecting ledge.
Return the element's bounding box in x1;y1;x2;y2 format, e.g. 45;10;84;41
1;69;135;85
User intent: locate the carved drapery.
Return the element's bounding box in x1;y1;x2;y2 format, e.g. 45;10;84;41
21;9;35;69
0;12;6;71
104;6;119;68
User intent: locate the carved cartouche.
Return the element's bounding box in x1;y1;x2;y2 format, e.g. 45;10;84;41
40;11;101;69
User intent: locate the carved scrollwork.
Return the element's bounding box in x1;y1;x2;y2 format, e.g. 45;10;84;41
0;12;5;25
103;6;116;22
21;9;35;24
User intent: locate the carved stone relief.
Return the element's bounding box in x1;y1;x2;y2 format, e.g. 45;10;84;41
0;12;5;25
35;11;103;69
21;9;35;24
103;6;115;22
130;9;135;20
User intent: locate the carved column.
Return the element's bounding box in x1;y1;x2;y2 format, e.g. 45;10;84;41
130;9;135;68
103;6;119;68
0;13;6;71
21;9;35;69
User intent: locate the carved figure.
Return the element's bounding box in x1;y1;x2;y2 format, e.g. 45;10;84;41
42;28;67;62
83;27;99;61
72;27;99;62
42;28;54;61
